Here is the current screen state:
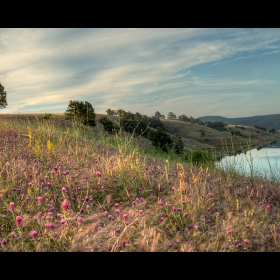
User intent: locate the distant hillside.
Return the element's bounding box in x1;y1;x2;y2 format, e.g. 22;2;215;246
197;114;280;130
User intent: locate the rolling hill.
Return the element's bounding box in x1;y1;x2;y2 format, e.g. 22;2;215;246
197;114;280;130
2;113;280;157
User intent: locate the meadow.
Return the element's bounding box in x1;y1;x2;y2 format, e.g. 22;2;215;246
1;114;280;252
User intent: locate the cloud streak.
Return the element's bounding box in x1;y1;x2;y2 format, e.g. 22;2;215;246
1;28;280;118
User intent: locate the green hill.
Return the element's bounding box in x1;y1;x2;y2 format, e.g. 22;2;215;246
160;118;280;155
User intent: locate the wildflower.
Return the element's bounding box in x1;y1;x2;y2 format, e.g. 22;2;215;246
172;206;176;212
226;230;233;235
60;219;66;225
266;205;271;211
15;216;22;227
95;171;102;177
237;242;243;248
139;210;144;215
9;202;15;211
123;214;128;220
243;239;250;244
106;195;112;203
115;209;120;214
125;221;130;226
1;239;7;245
45;223;54;229
62;201;69;211
184;228;189;232
114;203;119;208
184;212;188;217
158;200;164;206
86;205;90;210
62;187;67;194
115;227;121;233
108;215;114;220
194;225;200;230
30;231;38;238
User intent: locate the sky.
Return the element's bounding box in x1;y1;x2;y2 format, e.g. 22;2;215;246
1;28;280;118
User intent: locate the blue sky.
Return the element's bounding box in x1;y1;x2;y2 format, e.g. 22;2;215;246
1;28;280;118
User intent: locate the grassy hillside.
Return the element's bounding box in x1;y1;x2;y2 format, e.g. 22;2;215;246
198;114;280;130
161;119;280;155
2;113;280;157
1;113;280;252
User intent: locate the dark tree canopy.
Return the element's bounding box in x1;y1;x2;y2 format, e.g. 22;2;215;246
99;116;119;134
0;82;8;109
172;135;184;154
65;100;96;127
154;111;162;119
120;111;150;138
167;112;177;120
178;114;189;122
148;127;173;153
106;108;116;115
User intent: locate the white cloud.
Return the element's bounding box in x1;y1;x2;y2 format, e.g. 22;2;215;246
1;28;280;117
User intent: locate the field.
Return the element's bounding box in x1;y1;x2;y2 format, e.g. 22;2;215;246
1;113;280;252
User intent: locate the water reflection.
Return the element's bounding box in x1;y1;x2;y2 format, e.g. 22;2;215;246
216;140;280;182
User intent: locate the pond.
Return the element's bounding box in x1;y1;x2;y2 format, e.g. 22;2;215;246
216;139;280;182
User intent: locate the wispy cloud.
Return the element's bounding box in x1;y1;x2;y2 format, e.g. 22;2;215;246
1;28;280;117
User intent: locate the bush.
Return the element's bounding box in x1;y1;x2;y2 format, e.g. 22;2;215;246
191;150;212;165
43;113;52;120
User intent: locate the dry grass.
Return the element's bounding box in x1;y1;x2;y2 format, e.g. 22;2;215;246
1;114;280;252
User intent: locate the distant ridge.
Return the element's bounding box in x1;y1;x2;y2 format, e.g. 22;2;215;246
197;114;280;130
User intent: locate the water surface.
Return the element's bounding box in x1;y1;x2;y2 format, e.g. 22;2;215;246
216;140;280;182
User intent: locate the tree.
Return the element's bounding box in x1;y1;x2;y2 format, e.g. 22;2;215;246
120;111;149;138
106;108;115;115
116;109;126;117
154;111;162;119
0;82;8;109
172;135;184;154
99;116;119;134
65;100;96;126
167;112;177;120
178;114;189;122
148;127;173;153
